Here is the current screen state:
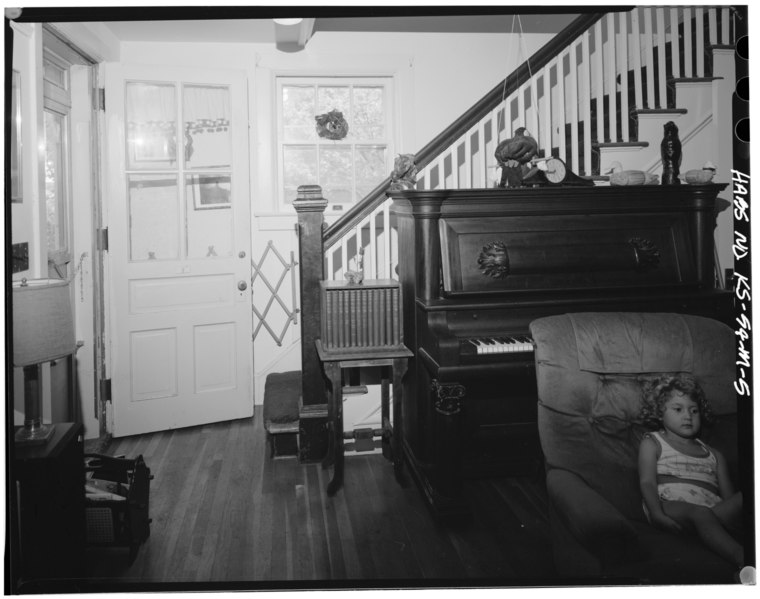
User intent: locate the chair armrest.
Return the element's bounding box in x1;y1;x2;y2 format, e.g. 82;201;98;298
547;468;639;562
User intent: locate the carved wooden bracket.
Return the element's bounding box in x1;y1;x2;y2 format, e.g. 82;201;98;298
629;237;661;271
477;241;510;279
431;380;466;415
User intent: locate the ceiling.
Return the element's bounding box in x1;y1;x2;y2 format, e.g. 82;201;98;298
99;13;580;44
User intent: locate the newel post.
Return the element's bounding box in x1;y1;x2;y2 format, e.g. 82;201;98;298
293;185;329;462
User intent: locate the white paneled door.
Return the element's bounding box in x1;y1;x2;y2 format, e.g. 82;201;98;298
105;65;253;437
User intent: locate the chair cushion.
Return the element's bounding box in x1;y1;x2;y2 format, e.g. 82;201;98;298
570;312;693;374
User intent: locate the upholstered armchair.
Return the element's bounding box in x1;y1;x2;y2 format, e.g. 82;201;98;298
529;312;739;584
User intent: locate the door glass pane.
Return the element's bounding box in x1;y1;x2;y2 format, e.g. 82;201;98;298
320;146;353;204
44;110;67;253
283;145;317;203
185;174;233;259
352;87;385;139
183;84;232;169
128;174;180;261
355;145;387;198
126;82;177;170
282;85;316;142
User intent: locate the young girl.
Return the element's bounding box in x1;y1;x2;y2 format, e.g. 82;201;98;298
638;373;744;567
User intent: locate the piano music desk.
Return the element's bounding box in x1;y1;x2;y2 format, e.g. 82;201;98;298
315;339;413;496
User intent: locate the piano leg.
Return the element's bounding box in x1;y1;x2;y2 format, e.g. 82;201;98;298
391;358;409;486
431;380;466;503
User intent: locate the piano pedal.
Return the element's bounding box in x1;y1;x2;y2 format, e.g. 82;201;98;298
343;427;382;452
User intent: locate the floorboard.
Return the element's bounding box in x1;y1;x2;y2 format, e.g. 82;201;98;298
83;415;556;590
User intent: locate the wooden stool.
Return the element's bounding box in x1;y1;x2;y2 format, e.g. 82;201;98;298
316;340;412;496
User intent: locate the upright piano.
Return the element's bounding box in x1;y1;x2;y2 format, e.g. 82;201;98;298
389;184;732;518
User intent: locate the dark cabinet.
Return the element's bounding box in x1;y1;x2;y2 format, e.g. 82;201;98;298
11;422;85;593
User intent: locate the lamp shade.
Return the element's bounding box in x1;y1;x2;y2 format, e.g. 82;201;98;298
12;278;76;366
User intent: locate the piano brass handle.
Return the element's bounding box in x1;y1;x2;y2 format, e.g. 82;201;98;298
478;241;510;279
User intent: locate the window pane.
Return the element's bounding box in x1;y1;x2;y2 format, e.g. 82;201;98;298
43;60;67;89
44;110;66;253
355;145;387;198
128;174;180;261
184;84;232;169
282;85;316;142
352;87;385;139
320;146;353;204
283;145;318;203
185;174;233;258
126;82;178;170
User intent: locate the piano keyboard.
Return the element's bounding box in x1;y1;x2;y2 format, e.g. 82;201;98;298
464;335;534;355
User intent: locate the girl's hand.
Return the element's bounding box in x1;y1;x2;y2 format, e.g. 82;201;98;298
651;512;682;533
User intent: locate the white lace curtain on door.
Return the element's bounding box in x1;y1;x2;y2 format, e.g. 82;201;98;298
183;85;232;169
126;83;231;169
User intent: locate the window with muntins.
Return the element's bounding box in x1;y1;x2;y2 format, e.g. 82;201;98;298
277;77;394;210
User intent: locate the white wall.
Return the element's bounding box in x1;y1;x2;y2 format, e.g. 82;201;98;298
118;29;554;404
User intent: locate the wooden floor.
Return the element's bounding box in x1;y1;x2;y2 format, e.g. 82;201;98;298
83;414;556;591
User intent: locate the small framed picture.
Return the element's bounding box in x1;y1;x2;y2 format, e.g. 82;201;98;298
188;174;232;210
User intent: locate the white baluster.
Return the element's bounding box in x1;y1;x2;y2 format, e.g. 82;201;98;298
656;8;667;108
631;8;644;109
594;22;605;141
541;65;552;157
368;208;377;279
606;14;618;141
435;155;446;189
569;42;579;173
489;110;500;186
644;8;655;108
382;203;391;279
581;31;593;173
670;8;681;79
326;247;335;281
477;118;487;188
452;142;461;188
708;8;718;46
530;76;539;147
464;127;473;188
696;7;705;77
557;52;567;163
618;12;630;141
721;7;730;45
684;7;693;78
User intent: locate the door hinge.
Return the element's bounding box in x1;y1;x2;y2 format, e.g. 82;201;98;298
97;227;109;252
100;378;112;404
94;87;105;111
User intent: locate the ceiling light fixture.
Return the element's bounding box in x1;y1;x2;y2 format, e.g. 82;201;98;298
273;18;303;26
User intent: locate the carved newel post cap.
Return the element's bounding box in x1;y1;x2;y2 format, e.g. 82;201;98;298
293;185;328;212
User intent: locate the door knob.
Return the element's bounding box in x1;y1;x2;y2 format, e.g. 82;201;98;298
238;280;248;291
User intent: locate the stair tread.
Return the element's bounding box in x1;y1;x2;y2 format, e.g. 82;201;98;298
266;422;299;434
593;141;650;148
634;108;688;115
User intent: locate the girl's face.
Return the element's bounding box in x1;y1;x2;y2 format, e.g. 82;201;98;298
661;391;701;439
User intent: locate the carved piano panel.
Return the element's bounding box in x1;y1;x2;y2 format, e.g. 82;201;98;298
390;184;732;519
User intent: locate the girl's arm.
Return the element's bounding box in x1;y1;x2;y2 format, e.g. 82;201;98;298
638;435;682;533
713;447;736;500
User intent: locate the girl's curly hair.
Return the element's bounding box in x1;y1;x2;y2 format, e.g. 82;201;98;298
639;373;714;430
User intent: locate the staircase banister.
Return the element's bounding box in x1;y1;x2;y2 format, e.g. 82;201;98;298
322;10;620;248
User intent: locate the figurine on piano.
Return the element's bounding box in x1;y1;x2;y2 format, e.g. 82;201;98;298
494;127;539;188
